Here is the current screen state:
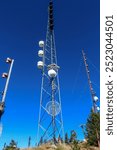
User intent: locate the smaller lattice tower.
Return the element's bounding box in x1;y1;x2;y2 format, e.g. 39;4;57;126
82;50;99;113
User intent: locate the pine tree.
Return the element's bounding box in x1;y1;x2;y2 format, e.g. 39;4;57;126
86;111;100;147
28;136;31;148
65;133;69;144
3;139;19;150
72;140;80;150
69;130;77;143
39;136;43;145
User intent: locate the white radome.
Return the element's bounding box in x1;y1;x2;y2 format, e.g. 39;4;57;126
38;50;44;57
37;61;44;69
48;69;57;78
93;96;98;102
39;41;44;47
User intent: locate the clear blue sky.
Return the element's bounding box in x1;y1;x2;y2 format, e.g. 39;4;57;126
0;0;100;148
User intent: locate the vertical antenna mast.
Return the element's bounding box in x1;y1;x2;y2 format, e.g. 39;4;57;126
82;50;98;113
37;0;64;145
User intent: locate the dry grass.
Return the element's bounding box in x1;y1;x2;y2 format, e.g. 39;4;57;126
21;143;71;150
21;142;99;150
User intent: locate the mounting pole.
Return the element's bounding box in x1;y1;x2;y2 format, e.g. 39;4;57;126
2;59;14;103
0;58;14;120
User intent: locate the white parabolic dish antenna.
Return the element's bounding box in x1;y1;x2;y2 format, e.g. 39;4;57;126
46;101;61;116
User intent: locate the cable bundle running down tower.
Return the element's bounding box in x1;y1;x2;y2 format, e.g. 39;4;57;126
37;0;64;144
82;50;99;113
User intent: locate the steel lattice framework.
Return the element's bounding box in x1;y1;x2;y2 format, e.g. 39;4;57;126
37;0;64;144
